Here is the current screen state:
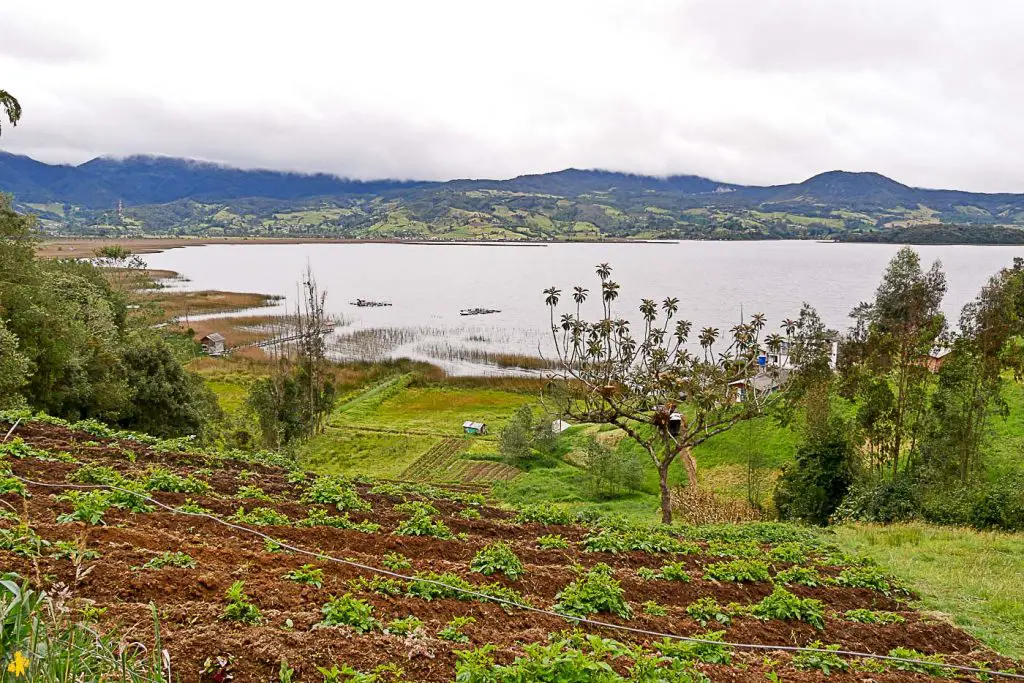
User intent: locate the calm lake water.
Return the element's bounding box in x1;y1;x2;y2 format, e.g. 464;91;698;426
145;241;1024;374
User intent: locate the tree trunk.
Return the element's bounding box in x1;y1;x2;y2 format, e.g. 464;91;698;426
682;447;698;488
658;462;673;525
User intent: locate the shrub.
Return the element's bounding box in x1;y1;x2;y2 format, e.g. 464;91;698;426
437;616;475;643
792;641;848;675
751;587;825;629
536;534;571;550
554;563;632;620
139;551;196;570
470;542;525;580
774;421;855;525
319;594;378;632
284;564;324;588
844;609;905;625
702;560;770;583
833;476;920;524
222;581;262;624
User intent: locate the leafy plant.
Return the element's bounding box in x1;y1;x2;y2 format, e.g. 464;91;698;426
655;631;732;665
176;499;214;514
767;542;810;565
139;551;197;570
222;580;263;624
554;563;632;620
657;562;692;582
642;600;667;616
232;506;291;526
536;534;571;550
144;467;210;494
835;565;892;592
319;593;378;632
284;564;325;588
636;567;659;581
393;507;453;540
792;641;848;675
843;609;905;625
302;476;371;511
437;616;475;643
68;463;124;486
686;597;734;627
382;552;412;571
774;566;824;587
513;503;575;525
887;647;950;677
0;474;26;496
236;484;272;501
385;615;424;636
702;560;770;583
55;490;113;525
470;542;525;580
751;586;825;629
296;507;380;533
459;507;481;520
0;525;50;557
348;576;406;597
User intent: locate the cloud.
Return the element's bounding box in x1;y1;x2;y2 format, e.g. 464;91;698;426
1;0;1023;191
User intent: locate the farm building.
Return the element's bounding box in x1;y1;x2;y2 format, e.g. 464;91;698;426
551;419;572;434
729;368;791;403
462;421;487;435
199;332;226;356
925;347;954;373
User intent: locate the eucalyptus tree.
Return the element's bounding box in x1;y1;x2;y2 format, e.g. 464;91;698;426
0;89;20;135
543;264;787;524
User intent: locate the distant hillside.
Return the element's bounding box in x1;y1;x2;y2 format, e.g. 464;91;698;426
4;150;1024;242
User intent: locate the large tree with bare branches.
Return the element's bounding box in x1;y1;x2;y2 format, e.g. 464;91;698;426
543;263;790;524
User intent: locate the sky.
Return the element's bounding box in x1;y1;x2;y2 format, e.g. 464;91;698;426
2;0;1023;191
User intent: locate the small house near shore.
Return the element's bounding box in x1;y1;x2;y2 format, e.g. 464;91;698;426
199;333;226;356
462;421;487;435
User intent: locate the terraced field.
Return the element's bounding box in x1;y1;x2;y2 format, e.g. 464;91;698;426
402;439;519;483
2;416;1020;682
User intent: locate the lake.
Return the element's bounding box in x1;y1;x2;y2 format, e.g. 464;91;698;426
145;241;1024;374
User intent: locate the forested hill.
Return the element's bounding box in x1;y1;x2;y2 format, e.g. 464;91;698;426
5;150;1024;242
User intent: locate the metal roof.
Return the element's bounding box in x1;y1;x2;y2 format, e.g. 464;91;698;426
463;421;486;429
201;333;226;343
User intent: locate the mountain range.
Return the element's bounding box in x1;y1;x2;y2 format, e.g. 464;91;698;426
4;151;1024;243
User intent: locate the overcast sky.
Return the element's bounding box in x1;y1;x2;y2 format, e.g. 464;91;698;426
2;1;1023;190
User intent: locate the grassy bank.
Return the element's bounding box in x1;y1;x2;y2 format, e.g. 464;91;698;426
831;523;1024;658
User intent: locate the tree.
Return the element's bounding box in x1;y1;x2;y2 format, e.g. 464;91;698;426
918;259;1024;483
774;415;855;525
93;245;148;294
843;247;947;476
0;89;20;135
498;405;534;463
0;318;29;408
581;434;644;500
118;333;221;438
543;263;785;524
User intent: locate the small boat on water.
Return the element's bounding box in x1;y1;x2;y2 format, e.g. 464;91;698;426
351;299;392;307
460;307;501;316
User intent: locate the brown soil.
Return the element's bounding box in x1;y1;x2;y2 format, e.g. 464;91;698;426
1;419;1016;682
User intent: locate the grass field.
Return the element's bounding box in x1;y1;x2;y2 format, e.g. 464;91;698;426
831;523;1024;658
296;427;440;478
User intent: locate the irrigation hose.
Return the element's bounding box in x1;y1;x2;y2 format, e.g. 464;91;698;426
6;473;1024;681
